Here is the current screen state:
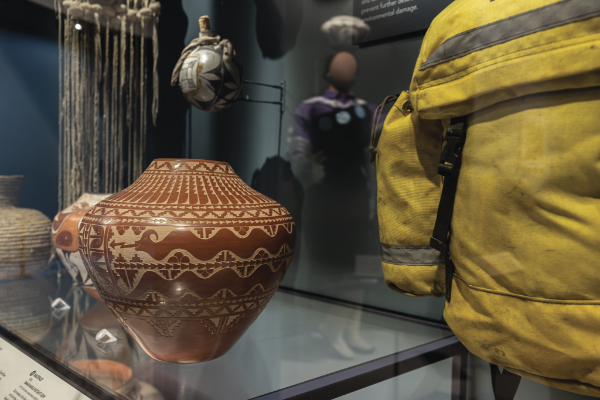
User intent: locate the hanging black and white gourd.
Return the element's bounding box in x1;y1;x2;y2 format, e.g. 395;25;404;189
55;0;161;209
171;16;243;112
321;15;370;46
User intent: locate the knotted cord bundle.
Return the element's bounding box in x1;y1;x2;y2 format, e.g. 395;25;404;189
55;0;160;209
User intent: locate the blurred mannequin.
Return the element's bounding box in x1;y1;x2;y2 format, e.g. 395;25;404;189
327;51;357;93
289;52;378;359
289;51;376;192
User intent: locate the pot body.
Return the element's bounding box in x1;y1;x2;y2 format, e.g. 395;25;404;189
53;193;112;299
179;44;243;112
79;159;295;363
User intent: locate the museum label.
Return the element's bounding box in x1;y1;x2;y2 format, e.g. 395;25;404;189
0;337;92;400
353;0;455;44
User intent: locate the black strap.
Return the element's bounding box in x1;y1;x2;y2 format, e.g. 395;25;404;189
490;364;522;400
430;117;468;302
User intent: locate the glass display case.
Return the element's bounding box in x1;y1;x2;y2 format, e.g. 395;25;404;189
0;0;598;399
0;265;466;400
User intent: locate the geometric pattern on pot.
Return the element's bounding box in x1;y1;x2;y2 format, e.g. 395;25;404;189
78;159;296;363
106;281;278;338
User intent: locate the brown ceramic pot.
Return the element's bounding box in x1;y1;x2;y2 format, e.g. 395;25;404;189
79;159;295;363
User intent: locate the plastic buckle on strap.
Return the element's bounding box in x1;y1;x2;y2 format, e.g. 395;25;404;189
437;125;466;177
438;163;453;177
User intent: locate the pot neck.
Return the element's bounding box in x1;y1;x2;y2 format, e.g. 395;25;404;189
0;176;23;208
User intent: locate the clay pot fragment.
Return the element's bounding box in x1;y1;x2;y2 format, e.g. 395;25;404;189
52;193;112;301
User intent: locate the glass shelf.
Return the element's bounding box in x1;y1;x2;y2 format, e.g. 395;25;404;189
0;266;466;400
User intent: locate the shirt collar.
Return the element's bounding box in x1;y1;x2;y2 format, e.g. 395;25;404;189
323;88;356;100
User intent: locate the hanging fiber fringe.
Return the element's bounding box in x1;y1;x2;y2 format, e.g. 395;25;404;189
55;0;161;209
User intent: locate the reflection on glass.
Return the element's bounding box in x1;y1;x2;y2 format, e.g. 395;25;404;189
316;292;374;360
0;270;450;399
56;302;138;368
53;290;163;400
134;352;258;400
0;275;53;342
69;358;164;400
289;51;380;358
69;359;132;391
290;51;378;269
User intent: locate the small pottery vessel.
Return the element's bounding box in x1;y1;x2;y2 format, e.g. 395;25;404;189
0;175;52;279
79;159;295;363
52;193;112;301
173;16;242;112
69;359;132;390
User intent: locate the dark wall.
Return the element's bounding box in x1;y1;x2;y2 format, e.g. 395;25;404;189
149;0;189;161
182;1;216;162
0;0;59;218
210;1;285;181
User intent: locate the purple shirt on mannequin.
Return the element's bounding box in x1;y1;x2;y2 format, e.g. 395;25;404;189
289;89;378;159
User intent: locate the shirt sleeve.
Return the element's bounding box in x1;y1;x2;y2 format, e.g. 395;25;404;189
288;103;313;159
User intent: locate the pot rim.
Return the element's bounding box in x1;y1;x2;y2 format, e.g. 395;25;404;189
152;158;230;165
